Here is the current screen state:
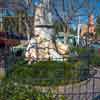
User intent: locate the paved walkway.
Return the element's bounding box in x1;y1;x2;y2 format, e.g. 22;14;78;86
35;67;100;100
57;67;100;100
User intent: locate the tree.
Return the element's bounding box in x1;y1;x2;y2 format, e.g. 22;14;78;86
53;21;64;33
52;0;100;45
70;27;77;35
2;0;35;40
3;16;19;33
52;0;86;44
16;10;35;40
96;16;100;36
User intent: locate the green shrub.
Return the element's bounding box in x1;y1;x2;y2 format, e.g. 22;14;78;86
6;60;89;86
0;80;34;100
0;60;89;100
0;80;58;100
0;80;69;100
90;52;100;66
70;47;93;56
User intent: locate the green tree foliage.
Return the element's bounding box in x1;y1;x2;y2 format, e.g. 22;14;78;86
53;21;64;33
3;17;19;33
70;27;77;35
96;16;100;36
53;21;76;35
3;10;34;36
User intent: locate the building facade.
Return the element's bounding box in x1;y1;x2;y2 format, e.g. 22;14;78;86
88;15;95;34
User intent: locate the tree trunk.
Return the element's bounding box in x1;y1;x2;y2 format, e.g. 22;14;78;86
64;25;69;45
18;16;22;33
64;32;67;44
24;20;30;41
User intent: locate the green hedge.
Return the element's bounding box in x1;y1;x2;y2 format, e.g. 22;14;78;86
70;47;95;57
70;47;89;55
6;60;89;86
0;79;65;100
0;80;70;100
90;52;100;66
0;60;89;100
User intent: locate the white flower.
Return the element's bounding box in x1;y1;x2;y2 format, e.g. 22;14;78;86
14;82;18;86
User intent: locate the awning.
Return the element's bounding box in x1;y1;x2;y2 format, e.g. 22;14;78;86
0;38;20;46
0;32;27;40
0;32;27;46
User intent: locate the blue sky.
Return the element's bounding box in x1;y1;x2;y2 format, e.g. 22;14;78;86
32;0;40;5
0;0;100;28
